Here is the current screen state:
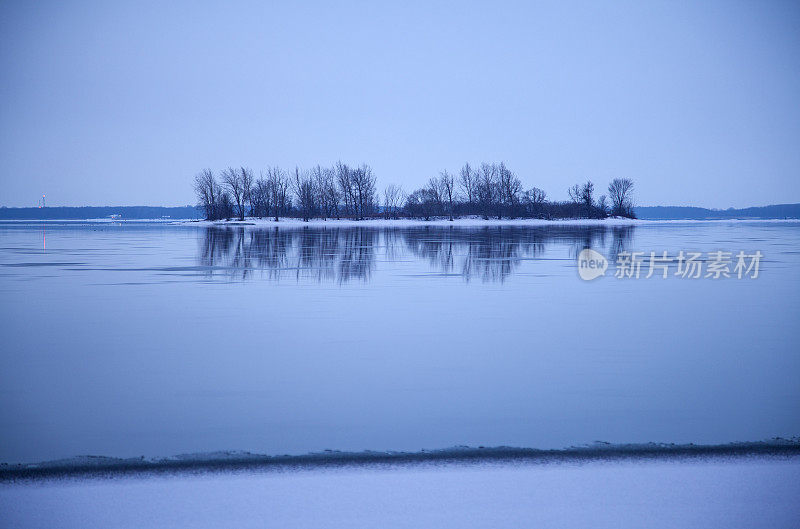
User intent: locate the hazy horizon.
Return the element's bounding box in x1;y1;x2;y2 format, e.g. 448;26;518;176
2;1;799;208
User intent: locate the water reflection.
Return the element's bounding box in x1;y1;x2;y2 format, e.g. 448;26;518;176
198;225;635;282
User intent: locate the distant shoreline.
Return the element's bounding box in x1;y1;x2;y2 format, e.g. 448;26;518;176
2;203;799;221
3;439;798;482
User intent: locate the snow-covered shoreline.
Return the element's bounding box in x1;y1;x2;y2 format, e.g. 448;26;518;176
181;217;640;228
176;217;800;229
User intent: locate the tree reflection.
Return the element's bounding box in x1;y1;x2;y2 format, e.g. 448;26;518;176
198;224;635;283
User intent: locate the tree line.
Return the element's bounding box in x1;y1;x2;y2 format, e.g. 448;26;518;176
193;162;635;221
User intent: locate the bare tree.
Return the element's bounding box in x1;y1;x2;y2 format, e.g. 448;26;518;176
597;194;609;217
566;182;593;217
523;187;547;217
351;164;377;219
221;167;247;220
193;169;219;220
568;183;582;204
608;178;635;217
322;166;340;219
266;166;289;221
459;163;477;207
580;180;595;217
477;163;498;219
405;188;436;220
497;162;522;217
311;165;336;220
292;166;316;221
240;167;254;218
336;162;355;219
218;190;234;219
251;174;272;218
383;184;404;219
440;170;456;221
426;176;445;216
528;187;546;204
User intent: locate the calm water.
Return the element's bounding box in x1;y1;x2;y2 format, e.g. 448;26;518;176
0;221;798;464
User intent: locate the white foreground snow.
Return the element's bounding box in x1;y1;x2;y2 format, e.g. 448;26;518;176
2;457;798;528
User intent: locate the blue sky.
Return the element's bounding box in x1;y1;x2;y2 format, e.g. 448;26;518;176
1;0;799;208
